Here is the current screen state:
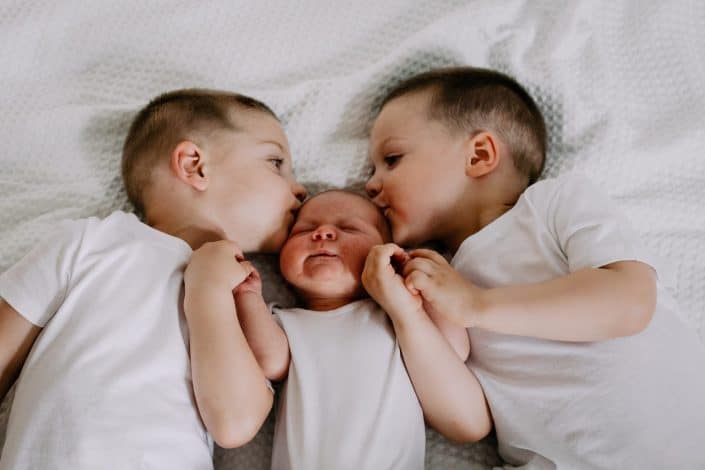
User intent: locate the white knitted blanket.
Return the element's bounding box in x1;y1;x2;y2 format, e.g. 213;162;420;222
1;1;703;468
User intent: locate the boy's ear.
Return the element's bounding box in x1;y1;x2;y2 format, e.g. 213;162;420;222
170;141;208;191
465;131;500;178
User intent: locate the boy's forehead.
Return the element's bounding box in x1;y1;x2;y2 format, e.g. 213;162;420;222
370;91;432;145
230;110;289;148
379;91;431;124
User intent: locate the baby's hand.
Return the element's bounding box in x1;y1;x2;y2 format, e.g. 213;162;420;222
362;243;423;319
233;261;263;297
403;249;483;327
184;240;252;292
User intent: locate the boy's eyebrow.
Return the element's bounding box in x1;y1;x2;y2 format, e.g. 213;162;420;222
368;138;386;160
259;139;285;152
373;136;405;154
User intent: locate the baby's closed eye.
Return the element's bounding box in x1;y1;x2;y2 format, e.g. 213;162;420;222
290;227;311;235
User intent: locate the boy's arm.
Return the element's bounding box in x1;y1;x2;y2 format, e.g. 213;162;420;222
363;244;492;443
406;249;657;342
233;266;290;382
0;299;41;401
183;241;273;449
0;219;87;401
422;300;469;360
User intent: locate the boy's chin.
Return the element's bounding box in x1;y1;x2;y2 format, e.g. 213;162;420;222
258;228;289;253
392;225;419;248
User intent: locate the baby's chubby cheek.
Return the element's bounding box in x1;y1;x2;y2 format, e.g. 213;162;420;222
278;239;304;284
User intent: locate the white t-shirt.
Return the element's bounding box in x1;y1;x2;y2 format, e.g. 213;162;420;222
271;299;425;470
452;174;705;469
0;211;213;470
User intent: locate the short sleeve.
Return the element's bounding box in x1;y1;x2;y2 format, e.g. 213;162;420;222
547;175;658;274
269;303;285;327
0;219;88;326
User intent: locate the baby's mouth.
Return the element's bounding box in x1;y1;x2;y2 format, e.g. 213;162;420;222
309;250;338;259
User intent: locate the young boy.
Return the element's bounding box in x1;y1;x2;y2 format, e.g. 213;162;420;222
184;189;489;469
0;89;306;469
365;67;705;469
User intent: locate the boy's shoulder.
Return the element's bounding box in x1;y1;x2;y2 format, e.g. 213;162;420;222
54;210;142;242
520;172;605;214
523;172;597;198
86;211;191;254
41;210;183;258
55;210;139;229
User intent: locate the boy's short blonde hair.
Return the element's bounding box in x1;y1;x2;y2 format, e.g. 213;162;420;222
121;89;278;216
379;67;547;185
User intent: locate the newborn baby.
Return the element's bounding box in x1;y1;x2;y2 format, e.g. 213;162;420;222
236;190;426;469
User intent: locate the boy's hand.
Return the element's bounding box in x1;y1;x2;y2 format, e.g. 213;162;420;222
233;262;263;297
403;249;484;327
184;240;252;291
362;243;423;319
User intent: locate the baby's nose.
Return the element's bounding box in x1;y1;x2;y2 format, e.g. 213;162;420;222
312;226;336;241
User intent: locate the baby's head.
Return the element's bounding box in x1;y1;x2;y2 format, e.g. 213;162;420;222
366;67;546;249
279;190;390;310
122;89;306;252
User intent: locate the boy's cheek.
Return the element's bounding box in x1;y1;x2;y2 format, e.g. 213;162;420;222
260;226;290;253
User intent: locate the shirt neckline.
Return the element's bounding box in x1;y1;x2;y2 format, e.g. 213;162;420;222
451;197;521;266
122;212;193;256
278;298;376;317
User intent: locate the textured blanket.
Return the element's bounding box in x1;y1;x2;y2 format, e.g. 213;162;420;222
1;1;703;468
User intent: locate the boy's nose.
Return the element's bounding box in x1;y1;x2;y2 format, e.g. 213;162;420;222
292;182;307;203
365;177;381;200
312;226;336;241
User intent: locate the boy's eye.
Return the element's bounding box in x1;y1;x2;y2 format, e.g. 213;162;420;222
269;157;284;170
383;155;402;168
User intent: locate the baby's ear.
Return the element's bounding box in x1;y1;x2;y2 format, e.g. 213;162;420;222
170;141;209;191
465;131;500;178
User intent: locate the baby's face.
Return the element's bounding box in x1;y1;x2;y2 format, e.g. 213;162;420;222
280;191;386;302
366;91;468;247
205;111;306;252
